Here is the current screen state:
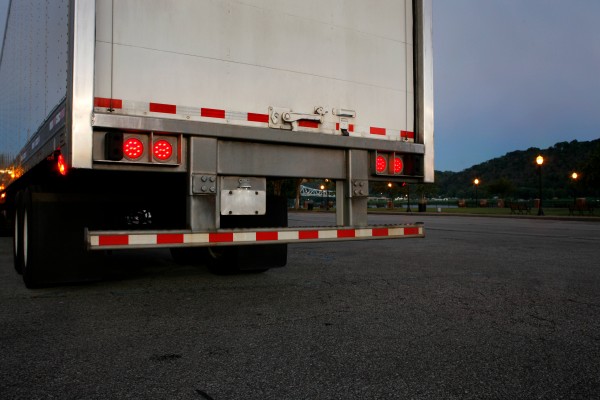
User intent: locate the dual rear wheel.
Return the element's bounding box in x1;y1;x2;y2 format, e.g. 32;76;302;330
12;188;93;288
13;188;46;287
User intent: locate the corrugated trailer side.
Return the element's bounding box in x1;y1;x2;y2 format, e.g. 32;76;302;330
0;0;70;178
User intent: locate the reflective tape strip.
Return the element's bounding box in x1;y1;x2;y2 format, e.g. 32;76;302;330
257;231;278;241
150;102;177;114
129;235;156;246
209;232;234;243
184;233;210;244
94;97;122;109
337;229;356;238
92;97;414;142
370;126;386;135
233;232;256;242
248;113;270;123
88;225;424;250
318;230;338;239
279;231;299;241
99;235;128;246
157;234;184;244
201;108;225;119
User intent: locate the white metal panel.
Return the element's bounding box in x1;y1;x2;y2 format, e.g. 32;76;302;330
96;0;415;138
94;0;113;99
95;0;113;43
238;0;406;43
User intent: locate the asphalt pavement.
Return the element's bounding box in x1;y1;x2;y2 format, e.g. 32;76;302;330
1;213;599;399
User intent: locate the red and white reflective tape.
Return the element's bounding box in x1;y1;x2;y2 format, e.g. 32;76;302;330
87;225;424;250
93;97;414;142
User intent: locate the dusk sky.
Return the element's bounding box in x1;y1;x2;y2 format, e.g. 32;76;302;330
2;1;600;172
434;0;600;171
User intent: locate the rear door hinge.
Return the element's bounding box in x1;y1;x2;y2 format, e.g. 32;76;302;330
269;106;327;131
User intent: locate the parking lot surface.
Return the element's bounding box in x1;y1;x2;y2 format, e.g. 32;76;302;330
1;214;599;399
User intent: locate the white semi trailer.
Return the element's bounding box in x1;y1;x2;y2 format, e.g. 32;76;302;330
0;0;433;287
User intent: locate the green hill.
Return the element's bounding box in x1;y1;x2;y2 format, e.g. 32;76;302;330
434;139;600;199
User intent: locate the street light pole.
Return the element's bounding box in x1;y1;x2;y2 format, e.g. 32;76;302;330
324;179;330;210
536;155;544;216
320;184;325;210
571;172;578;206
474;178;480;207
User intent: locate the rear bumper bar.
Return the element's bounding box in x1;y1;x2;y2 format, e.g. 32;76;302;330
86;224;425;250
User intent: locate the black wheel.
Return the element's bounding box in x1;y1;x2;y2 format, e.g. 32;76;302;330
21;188;45;288
13;191;24;275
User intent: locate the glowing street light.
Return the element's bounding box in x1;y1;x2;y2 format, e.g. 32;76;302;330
571;172;579;206
536;155;544;216
474;178;480;207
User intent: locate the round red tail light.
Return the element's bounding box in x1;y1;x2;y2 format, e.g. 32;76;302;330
123;138;144;160
153;140;173;161
376;155;387;174
393;157;404;174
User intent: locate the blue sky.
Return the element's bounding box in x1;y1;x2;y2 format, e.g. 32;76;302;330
2;1;600;172
433;0;600;171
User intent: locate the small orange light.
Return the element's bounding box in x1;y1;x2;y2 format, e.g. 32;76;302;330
58;154;67;176
1;193;6;199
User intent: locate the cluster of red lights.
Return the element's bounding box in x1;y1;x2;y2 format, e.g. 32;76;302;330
375;154;404;175
122;138;174;161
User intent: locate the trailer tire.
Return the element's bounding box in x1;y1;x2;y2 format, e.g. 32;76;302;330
21;188;48;288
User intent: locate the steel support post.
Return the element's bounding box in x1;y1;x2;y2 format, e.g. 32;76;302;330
336;150;368;227
187;137;219;230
